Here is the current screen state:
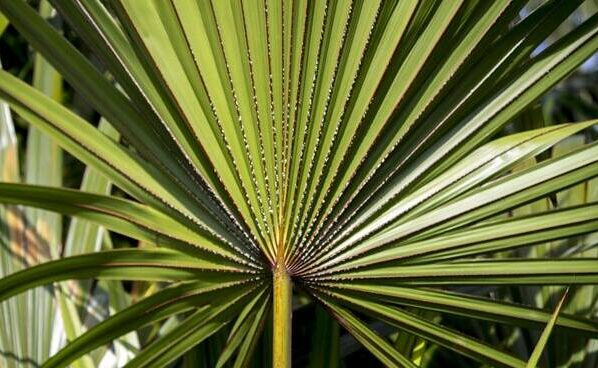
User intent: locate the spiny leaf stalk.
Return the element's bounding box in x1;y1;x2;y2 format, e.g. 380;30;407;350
273;262;292;368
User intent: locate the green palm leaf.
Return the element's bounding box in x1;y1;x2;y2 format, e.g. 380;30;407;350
1;0;597;366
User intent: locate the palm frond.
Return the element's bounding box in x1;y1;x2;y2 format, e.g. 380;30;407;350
1;0;597;366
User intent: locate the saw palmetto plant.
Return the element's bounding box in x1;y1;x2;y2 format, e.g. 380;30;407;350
1;0;598;367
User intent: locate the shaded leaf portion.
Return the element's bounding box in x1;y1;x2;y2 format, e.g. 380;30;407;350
316;288;526;368
125;284;267;368
216;288;270;368
228;295;270;368
308;305;340;368
315;293;417;368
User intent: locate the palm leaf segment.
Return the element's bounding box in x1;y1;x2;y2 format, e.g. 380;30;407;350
1;0;598;366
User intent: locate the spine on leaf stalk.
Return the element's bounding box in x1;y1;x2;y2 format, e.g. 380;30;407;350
273;260;292;368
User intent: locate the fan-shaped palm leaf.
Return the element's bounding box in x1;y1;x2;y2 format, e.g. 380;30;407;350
1;0;598;367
